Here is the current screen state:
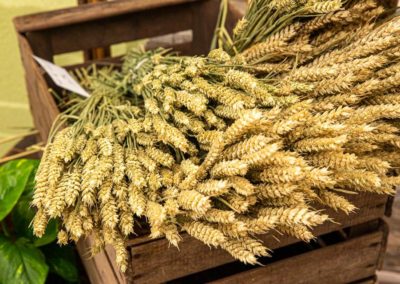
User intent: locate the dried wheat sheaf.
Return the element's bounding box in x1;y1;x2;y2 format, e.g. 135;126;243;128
32;0;400;272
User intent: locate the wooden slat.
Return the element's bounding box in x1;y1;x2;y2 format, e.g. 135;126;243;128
77;237;120;284
25;32;54;61
128;193;387;283
26;3;195;56
14;0;198;32
16;34;59;141
13;1;394;283
191;0;219;55
145;30;193;55
211;230;384;284
226;0;247;33
355;276;377;284
377;271;400;284
127;192;387;246
104;245;128;284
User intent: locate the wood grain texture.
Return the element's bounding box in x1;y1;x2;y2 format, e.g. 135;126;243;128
104;245;128;284
13;0;198;32
211;230;384;284
191;0;219;55
127;192;387;247
225;0;247;33
16;34;59;142
383;190;400;272
13;1;394;282
77;237;120;284
37;3;195;55
20;3;193;57
14;0;238;141
128;193;387;283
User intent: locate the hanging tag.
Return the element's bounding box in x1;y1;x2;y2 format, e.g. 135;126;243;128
33;56;90;98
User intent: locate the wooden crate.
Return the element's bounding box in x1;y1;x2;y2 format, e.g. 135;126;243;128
13;1;396;283
75;192;389;283
208;220;389;284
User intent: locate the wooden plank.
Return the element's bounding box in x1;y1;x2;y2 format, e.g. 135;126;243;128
226;0;246;33
14;0;199;32
129;193;387;283
26;3;195;56
145;30;193;55
78;0;111;61
77;239;103;284
14;0;395;34
77;237;119;284
16;34;59;141
104;245;128;284
191;0;220;55
211;230;384;284
25;32;54;61
128;192;388;246
355;276;377;284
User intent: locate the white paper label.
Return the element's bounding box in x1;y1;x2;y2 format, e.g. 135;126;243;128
33;56;90;98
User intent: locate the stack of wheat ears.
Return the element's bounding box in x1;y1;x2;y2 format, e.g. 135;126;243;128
31;0;400;272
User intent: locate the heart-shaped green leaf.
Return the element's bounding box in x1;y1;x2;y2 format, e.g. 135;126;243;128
12;197;58;247
0;236;49;284
42;244;79;283
0;159;38;221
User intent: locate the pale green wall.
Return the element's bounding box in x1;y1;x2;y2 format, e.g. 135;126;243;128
0;0;76;155
0;0;141;156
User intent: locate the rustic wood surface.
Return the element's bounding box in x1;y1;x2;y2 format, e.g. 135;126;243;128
104;245;128;284
77;0;111;62
210;230;385;284
384;191;400;272
191;0;219;55
14;0;233;140
16;34;59;142
14;0;198;32
128;193;388;283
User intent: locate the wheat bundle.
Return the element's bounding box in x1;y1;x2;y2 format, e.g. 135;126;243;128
31;0;400;272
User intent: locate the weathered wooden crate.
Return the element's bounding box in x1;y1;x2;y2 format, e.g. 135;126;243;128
75;192;390;283
208;220;389;284
13;0;396;283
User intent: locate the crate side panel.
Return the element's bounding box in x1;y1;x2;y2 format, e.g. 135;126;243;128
211;230;384;284
77;237;120;284
129;193;387;283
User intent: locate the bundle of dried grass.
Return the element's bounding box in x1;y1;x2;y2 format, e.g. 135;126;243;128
31;0;400;272
226;0;397;75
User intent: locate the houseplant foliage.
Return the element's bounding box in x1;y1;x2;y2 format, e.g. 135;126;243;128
31;0;400;272
0;159;78;284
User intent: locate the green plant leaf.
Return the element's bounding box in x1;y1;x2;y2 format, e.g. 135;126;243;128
0;159;38;221
42;244;79;283
0;236;49;284
12;197;58;247
22;160;40;197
